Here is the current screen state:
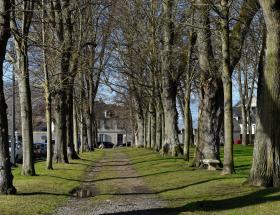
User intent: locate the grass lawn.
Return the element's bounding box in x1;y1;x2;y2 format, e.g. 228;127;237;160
123;145;280;215
0;150;104;215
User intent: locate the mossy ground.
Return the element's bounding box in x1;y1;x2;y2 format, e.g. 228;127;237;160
0;150;104;215
123;145;280;214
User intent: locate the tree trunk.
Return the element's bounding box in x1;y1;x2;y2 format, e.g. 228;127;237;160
161;0;181;156
144;110;148;148
241;104;247;146
248;111;252;144
192;1;223;166
42;0;53;169
162;83;181;156
221;0;235;175
85;71;94;151
189;110;194;146
54;89;68;163
183;30;196;161
237;67;248;146
92;113;97;148
136;113;144;148
248;1;280;187
86;117;93;151
45;95;53;169
184;104;192;161
192;81;223;167
73;102;79;154
80;116;87;153
66;85;79;159
0;0;16;193
155;102;163;151
161;111;165;150
147;106;152;149
150;104;156;149
17;55;36;176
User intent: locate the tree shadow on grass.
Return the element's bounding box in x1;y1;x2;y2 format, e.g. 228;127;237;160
101;207;181;215
95;177;245;196
184;187;280;212
17;192;69;196
40;169;199;183
99;188;280;215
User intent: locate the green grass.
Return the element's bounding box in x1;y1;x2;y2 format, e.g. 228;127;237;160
0;150;104;215
123;145;280;215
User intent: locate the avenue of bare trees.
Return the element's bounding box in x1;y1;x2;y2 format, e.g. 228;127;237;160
0;0;280;194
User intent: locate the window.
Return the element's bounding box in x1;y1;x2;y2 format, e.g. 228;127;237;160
117;120;125;130
97;120;101;129
104;119;112;130
252;124;256;134
105;110;114;118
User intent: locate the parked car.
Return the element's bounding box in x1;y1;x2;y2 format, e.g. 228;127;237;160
97;142;114;148
34;142;47;159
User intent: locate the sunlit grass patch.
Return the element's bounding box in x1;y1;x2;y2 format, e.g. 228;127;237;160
0;150;103;215
123;145;280;215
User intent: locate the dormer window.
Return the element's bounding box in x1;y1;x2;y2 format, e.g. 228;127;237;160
105;110;114;118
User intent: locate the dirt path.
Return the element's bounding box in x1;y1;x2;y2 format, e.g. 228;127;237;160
53;149;167;215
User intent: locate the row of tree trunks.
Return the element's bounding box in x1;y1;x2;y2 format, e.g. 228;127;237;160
192;0;260;170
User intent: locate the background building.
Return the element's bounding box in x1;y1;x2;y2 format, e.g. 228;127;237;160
95;101;133;146
232;97;257;144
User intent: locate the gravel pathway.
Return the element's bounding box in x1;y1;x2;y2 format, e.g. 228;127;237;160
53;149;167;215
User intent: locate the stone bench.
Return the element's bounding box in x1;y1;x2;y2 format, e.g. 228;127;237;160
202;159;220;170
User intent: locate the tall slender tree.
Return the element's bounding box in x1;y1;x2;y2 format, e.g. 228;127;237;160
0;0;16;194
11;0;36;176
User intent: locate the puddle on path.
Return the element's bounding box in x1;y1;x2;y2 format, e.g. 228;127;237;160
70;187;96;198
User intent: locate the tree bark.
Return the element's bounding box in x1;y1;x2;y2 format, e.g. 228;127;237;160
150;104;156;149
0;0;16;194
54;89;68;163
237;67;248;146
248;1;280;187
183;30;196;161
17;49;35;176
12;0;36;176
66;83;79;159
146;104;152;149
221;0;235;174
42;0;53;169
73;100;79;154
161;0;181;156
51;0;72;162
155;102;163;151
192;1;223;166
136;112;144;148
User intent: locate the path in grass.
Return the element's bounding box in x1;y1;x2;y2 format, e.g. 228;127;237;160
54;149;166;215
